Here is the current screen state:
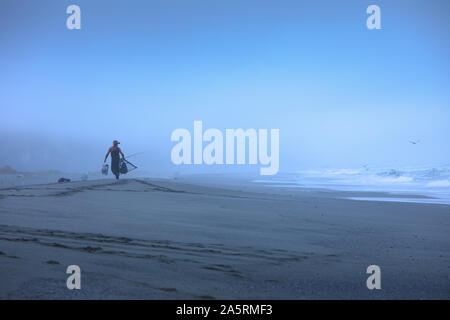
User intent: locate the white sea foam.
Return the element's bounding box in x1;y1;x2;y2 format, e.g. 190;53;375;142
426;180;450;187
253;165;450;205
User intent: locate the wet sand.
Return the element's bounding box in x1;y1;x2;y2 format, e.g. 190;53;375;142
0;178;449;299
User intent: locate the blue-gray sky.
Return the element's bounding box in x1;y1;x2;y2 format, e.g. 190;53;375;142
1;0;449;174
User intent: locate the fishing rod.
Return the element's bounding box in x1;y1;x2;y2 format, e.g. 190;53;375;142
125;151;146;159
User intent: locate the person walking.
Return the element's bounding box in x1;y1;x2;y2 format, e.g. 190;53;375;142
104;140;125;180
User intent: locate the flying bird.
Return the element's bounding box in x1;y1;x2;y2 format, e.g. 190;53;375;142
409;139;420;145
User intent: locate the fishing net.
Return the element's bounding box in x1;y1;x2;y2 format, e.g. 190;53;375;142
121;158;138;173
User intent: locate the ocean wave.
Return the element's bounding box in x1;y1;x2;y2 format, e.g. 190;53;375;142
369;176;413;184
426;180;450;187
260;166;450;204
377;169;404;178
298;169;361;176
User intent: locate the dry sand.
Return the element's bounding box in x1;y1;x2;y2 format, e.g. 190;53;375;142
0;177;449;299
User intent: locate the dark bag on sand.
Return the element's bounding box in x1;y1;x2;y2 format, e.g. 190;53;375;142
119;159;128;174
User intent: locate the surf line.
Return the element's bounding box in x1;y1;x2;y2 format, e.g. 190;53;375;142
170;121;279;175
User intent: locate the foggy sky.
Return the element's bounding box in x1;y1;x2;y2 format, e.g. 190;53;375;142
1;0;449;174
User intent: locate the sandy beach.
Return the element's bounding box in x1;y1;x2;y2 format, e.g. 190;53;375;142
0;177;448;299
